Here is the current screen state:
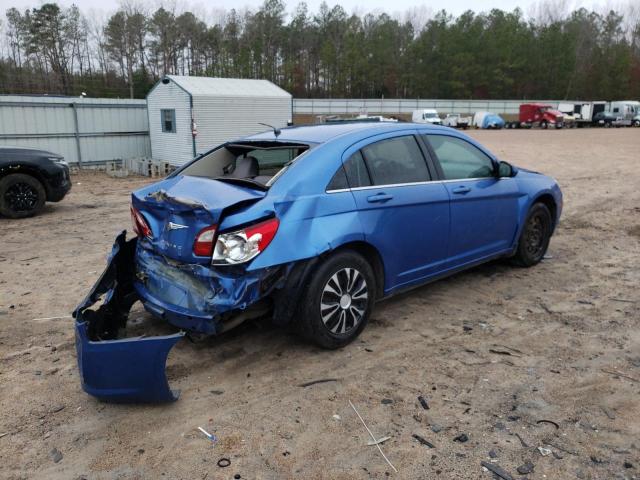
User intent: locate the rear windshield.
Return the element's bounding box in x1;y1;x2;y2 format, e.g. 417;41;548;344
178;142;310;187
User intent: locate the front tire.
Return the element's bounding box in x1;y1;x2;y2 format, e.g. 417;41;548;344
511;203;553;267
296;250;376;349
0;173;46;218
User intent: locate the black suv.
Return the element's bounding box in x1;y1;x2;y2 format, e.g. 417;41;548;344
0;147;71;218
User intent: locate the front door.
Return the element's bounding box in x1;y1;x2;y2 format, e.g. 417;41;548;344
423;133;520;266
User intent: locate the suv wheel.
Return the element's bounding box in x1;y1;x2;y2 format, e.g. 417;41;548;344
297;250;376;349
511;203;552;267
0;173;46;218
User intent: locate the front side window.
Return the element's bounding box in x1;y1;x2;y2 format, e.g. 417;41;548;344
161;109;176;133
425;135;495;180
361;136;430;186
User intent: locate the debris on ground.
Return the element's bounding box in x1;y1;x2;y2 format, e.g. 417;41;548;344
217;458;231;468
418;396;430;410
536;419;560;429
453;433;469;443
517;461;535;474
430;424;443;433
49;448;63;463
412;434;435;448
298;378;338;388
349;400;398;473
537;446;552;456
480;461;514;480
367;436;391;446
197;427;217;444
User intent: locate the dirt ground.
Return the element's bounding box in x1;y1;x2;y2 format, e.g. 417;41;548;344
1;128;639;480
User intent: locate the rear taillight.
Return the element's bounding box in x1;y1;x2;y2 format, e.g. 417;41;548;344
130;205;152;238
212;217;279;265
193;225;217;257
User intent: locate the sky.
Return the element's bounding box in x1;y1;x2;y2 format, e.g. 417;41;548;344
0;0;627;20
0;0;575;16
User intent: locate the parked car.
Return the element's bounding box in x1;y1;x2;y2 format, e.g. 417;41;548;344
443;113;470;129
506;103;564;129
75;122;563;402
592;111;619;127
412;109;442;125
472;111;505;129
0;147;71;218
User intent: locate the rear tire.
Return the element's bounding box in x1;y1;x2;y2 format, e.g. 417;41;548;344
0;173;46;218
296;250;376;349
540;121;548;129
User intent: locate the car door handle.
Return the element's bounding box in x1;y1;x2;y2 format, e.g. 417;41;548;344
452;186;471;194
367;193;394;203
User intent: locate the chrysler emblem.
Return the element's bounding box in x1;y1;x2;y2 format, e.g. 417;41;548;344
167;221;188;231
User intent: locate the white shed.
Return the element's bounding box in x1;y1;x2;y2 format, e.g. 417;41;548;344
146;75;292;166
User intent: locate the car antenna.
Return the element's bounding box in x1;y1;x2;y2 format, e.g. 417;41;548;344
258;122;281;138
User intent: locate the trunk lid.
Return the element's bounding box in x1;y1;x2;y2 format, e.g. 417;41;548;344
132;175;266;264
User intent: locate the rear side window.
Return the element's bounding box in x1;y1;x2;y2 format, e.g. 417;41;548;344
424;135;494;180
344;151;371;188
361;136;430;186
327;151;371;190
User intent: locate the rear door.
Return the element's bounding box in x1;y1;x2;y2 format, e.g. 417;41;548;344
342;133;450;292
422;133;520;266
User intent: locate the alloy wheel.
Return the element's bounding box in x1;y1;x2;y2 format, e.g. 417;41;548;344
320;267;368;335
5;182;39;212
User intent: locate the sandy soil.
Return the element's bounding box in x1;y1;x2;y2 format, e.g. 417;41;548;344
0;128;639;480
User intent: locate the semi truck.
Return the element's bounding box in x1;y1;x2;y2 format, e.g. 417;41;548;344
609;101;640;126
505;103;564;129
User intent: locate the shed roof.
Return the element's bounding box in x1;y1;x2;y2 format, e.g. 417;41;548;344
164;75;291;98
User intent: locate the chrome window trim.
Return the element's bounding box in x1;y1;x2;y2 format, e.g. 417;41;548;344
326;176;502;194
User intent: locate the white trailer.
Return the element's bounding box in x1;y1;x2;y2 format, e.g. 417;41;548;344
147;75;292;166
557;101;606;125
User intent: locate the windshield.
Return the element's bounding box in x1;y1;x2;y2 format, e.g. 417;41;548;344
178;142;310;187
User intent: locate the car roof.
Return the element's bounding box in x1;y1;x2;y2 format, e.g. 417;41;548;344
243;122;445;144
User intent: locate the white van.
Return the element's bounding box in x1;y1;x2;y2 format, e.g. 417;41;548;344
412;109;442;125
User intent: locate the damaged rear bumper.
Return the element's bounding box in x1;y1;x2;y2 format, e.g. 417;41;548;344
73;231;184;403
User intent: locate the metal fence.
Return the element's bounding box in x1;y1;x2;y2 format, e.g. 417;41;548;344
292;98;571;116
0;95;150;165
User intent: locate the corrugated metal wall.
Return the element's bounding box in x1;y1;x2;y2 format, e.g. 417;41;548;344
193;96;291;158
292;98;571;115
0;95;150;165
146;83;194;166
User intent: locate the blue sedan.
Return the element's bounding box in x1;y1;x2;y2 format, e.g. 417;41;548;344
75;122;562;402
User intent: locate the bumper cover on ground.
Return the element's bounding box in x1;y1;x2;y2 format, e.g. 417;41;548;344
73;231;184;403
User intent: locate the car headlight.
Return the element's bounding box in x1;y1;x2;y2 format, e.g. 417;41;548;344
212;218;279;265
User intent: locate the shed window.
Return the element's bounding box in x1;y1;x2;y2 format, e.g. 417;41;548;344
161;109;176;133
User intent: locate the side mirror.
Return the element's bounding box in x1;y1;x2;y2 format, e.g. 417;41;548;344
498;161;515;177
